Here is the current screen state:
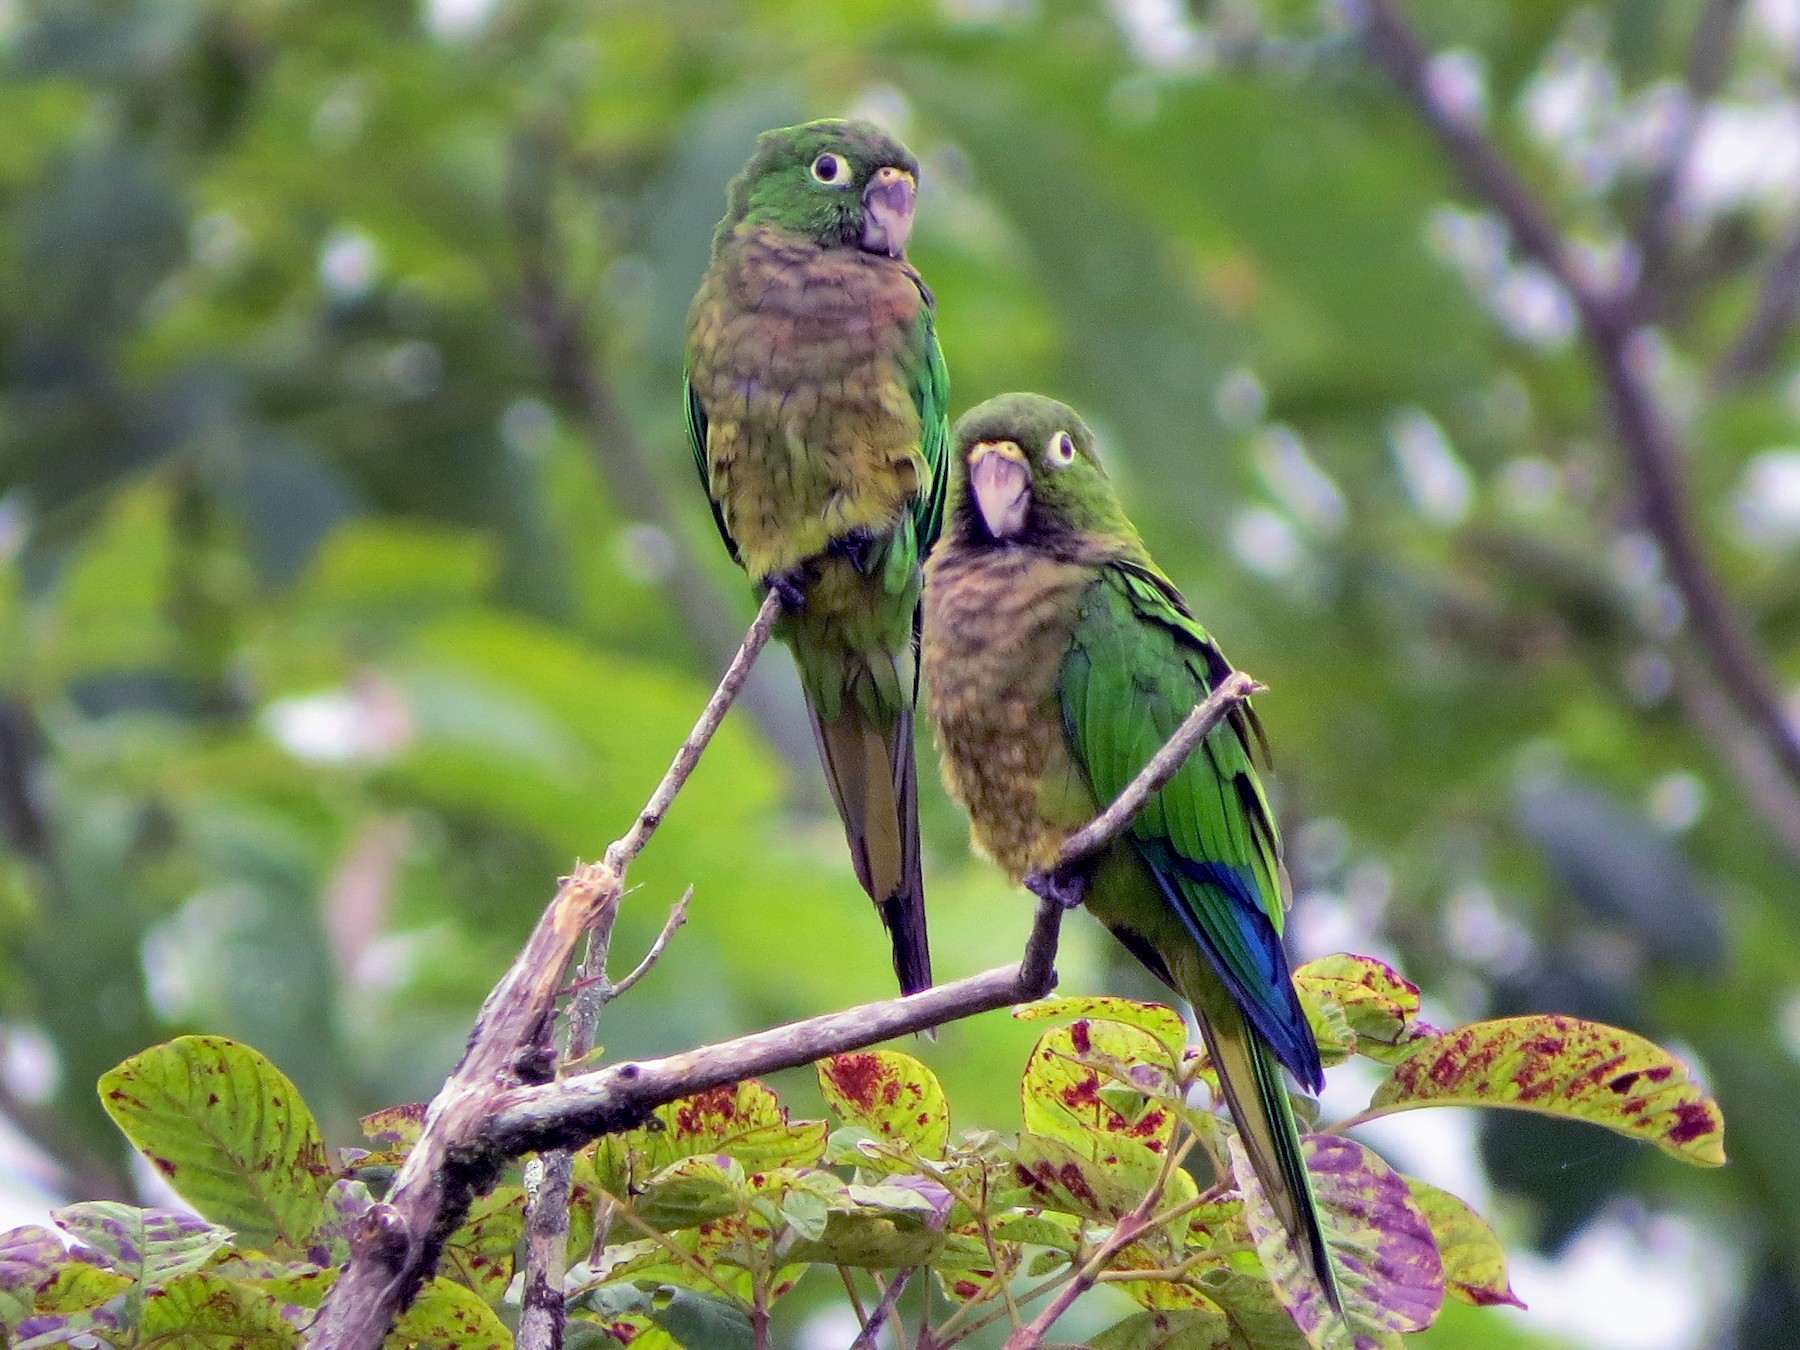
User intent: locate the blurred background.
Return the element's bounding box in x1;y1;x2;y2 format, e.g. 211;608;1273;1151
1;0;1796;1346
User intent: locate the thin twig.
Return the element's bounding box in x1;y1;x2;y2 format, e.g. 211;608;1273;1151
847;1269;913;1350
1355;0;1800;799
1716;216;1800;388
608;886;693;1003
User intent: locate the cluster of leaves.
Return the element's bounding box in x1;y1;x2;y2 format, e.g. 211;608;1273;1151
0;956;1722;1348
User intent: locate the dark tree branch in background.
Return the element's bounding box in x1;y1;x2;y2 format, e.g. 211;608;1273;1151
1632;0;1747;322
1716;216;1800;389
1357;0;1800;808
505;130;818;782
308;586;1261;1347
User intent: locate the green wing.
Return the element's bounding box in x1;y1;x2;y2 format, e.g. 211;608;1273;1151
1058;562;1320;1087
683;368;741;567
906;292;951;556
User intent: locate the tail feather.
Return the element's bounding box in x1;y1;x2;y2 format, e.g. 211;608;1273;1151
1194;994;1343;1317
806;697;933;997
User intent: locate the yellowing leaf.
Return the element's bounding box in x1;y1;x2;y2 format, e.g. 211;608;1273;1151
1022;1019;1182;1158
1014;996;1190;1068
388;1276;511;1350
817;1050;950;1157
595;1080;826;1193
1403;1178;1523;1310
137;1271;296;1347
1366;1015;1726;1166
98;1036;332;1253
1295;956;1437;1066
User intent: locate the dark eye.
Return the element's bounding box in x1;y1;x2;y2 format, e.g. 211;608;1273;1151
1047;430;1078;468
810;153;848;186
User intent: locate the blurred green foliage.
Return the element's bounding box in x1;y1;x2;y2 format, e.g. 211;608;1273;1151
0;0;1796;1346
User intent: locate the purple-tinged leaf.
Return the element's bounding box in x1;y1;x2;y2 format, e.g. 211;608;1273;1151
0;1226;62;1328
1229;1134;1443;1349
358;1102;426;1148
1403;1178;1524;1309
98;1036;332;1252
1366;1015;1726;1166
209;1256;336;1307
818;1050;950;1157
305;1179;375;1267
52;1202;230;1289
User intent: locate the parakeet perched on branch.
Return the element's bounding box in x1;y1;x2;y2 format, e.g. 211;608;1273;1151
922;392;1341;1312
685;119;948;995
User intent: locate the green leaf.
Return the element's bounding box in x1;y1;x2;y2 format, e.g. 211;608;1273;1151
98;1036;332;1252
1366;1015;1727;1166
1014;997;1190;1068
387;1276;511;1349
817;1050;950;1158
439;1184;523;1302
634;1155;747;1233
1403;1179;1524;1310
780;1176;950;1269
647;1286;755;1350
1294;956;1438;1066
1094;1308;1232;1350
594;1081;826;1195
1229;1134;1443;1348
1011;1130;1161;1221
31;1259;135;1314
137;1271;297;1347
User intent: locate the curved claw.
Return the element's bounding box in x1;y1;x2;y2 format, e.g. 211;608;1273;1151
1025;867;1087;911
768;569;810;612
826;527;882;574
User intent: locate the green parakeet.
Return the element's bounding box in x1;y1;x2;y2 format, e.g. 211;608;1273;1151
685;119;948;995
922;393;1342;1312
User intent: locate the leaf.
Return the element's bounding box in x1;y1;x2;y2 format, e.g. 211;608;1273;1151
0;1227;64;1328
52;1203;231;1291
1015;997;1190;1068
1294;956;1437;1066
360;1103;428;1148
1011;1131;1161;1221
1094;1309;1232;1349
136;1271;297;1347
1229;1134;1443;1349
634;1155;747;1232
780;1176;950;1269
595;1081;826;1194
440;1184;524;1302
1022;1019;1181;1158
31;1259;135;1314
1365;1015;1727;1166
818;1051;950;1157
646;1286;755;1350
387;1276;511;1349
1403;1179;1524;1309
98;1036;332;1252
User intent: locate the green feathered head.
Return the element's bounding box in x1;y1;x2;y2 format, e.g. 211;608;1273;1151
948;393;1141;548
715;118;921;257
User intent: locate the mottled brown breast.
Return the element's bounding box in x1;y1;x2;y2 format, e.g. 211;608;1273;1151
922;543;1100;881
686;224;926;579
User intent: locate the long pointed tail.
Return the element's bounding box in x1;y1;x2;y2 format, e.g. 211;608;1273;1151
1194;994;1343;1315
805;696;932;996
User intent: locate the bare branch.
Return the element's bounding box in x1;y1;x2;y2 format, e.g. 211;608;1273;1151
846;1270;913;1350
1356;0;1800;798
609;886;694;1003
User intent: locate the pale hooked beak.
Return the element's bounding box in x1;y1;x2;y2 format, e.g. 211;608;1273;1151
968;440;1030;539
860;165;917;258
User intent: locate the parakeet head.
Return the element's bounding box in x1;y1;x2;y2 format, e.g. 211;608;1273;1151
949;393;1137;547
718;119;920;257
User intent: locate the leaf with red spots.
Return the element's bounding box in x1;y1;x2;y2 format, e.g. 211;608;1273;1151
634;1156;747;1233
592;1080;826;1194
98;1036;332;1253
1230;1133;1443;1350
1022;1018;1182;1158
1198;1268;1321;1350
817;1050;950;1158
1092;1307;1231;1348
1364;1015;1726;1166
134;1270;296;1346
1014;996;1190;1069
1295;955;1439;1067
1011;1131;1164;1222
439;1184;524;1302
389;1275;510;1349
358;1102;427;1148
1404;1178;1524;1310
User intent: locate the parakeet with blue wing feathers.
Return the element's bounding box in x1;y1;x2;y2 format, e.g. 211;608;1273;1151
685;119;948;995
922;392;1342;1313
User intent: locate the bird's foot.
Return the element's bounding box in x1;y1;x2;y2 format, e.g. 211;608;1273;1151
767;567;812;613
826;527;883;575
1026;867;1087;911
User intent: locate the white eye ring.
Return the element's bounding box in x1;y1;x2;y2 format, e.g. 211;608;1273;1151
1047;430;1078;468
810;153;851;187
